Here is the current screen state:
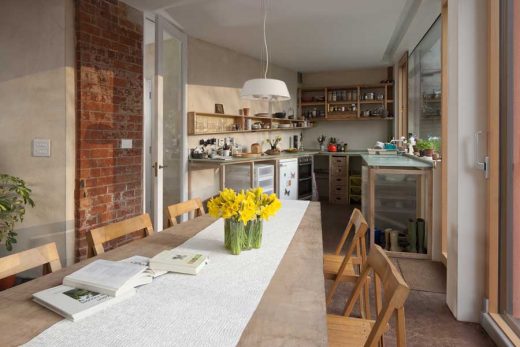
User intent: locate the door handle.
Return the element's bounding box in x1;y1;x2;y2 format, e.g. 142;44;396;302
474;131;489;179
153;163;168;177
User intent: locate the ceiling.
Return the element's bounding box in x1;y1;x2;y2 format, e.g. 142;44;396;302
125;0;440;72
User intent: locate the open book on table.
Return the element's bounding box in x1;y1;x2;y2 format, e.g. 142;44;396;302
62;259;152;297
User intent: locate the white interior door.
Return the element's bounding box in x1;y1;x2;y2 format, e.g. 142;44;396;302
152;16;188;231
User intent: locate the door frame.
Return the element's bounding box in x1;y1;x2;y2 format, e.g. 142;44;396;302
440;0;448;266
147;14;188;231
397;51;409;139
483;0;520;345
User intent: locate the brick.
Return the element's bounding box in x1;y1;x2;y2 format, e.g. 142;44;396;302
75;0;143;262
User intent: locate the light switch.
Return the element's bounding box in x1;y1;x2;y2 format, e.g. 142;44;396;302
121;139;133;149
32;139;51;157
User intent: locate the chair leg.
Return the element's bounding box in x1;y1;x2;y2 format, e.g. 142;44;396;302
363;276;371;320
396;307;406;347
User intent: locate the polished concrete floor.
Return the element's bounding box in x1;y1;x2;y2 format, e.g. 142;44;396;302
321;202;496;347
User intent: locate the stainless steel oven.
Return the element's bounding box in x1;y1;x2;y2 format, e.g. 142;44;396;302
298;156;313;200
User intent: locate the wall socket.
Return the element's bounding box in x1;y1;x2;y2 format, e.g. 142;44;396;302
121;139;133;149
32;139;51;157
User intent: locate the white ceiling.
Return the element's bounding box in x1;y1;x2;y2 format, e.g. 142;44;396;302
126;0;440;72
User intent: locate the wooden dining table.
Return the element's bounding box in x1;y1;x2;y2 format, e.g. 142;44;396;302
0;202;327;347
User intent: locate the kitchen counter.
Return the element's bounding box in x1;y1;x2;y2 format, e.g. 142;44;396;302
189;149;367;164
189;150;320;165
361;154;433;169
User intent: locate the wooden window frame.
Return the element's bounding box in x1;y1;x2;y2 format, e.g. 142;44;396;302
440;0;448;265
397;52;409;139
485;0;520;345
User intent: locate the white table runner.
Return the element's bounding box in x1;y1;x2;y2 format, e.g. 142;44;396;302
26;200;310;347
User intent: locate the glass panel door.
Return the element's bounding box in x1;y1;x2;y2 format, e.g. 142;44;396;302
152;16;187;231
500;0;520;334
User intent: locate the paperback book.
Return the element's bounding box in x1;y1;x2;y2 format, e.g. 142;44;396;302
33;285;135;322
150;250;208;275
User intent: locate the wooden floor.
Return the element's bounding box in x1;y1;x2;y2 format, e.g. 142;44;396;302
321;202;496;347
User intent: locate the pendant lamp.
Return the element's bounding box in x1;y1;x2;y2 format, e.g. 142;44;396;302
240;1;290;101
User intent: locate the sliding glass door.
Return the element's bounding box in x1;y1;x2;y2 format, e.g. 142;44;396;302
499;0;520;335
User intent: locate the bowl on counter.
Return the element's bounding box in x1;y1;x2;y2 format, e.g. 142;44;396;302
273;112;286;118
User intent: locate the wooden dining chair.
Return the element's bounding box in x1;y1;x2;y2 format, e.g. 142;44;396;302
327;245;410;347
87;213;154;257
0;242;61;280
325;208;369;315
324;208;367;279
166;198;205;227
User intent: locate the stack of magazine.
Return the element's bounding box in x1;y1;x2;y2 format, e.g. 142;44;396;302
32;251;208;322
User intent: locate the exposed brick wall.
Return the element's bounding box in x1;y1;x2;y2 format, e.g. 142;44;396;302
75;0;143;261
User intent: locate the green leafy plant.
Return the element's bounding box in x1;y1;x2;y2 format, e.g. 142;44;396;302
415;139;435;151
0;174;34;251
430;138;441;152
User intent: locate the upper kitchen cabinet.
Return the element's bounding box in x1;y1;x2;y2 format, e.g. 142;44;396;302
408;17;441;139
298;83;394;121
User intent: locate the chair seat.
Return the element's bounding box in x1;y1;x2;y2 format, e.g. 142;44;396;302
327;314;375;347
323;254;360;281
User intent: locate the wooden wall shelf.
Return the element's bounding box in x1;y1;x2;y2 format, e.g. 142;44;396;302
188;112;313;136
298;83;395;121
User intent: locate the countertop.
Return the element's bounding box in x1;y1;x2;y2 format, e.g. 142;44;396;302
189;149;432;169
361;154;433;169
189;149;367;165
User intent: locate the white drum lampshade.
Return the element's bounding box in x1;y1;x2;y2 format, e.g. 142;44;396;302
240;78;291;101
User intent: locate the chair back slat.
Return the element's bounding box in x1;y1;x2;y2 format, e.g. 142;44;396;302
167;198;205;227
334;208;364;255
326;212;369;306
87;214;154;257
0;242;61;279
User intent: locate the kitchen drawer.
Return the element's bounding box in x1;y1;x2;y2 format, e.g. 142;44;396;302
330;156;347;168
330;194;348;205
331;184;347;195
331;176;348;187
331;166;347;177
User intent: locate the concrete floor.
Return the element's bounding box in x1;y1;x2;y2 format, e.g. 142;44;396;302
321;202;495;347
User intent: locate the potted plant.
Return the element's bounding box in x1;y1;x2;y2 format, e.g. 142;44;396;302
430;138;441;160
415;139;435;157
265;136;282;155
0;174;35;288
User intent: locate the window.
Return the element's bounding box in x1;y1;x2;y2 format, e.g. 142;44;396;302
408;17;442;139
499;0;520;336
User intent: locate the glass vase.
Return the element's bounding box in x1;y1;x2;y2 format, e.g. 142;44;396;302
248;219;263;249
224;219;231;250
227;219;245;255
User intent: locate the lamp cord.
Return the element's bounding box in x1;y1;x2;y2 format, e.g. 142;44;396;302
263;0;269;79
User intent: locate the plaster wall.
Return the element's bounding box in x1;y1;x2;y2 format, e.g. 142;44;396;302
445;0;489;322
0;0;75;266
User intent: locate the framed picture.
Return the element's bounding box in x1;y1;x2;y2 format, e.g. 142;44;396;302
215;104;224;114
